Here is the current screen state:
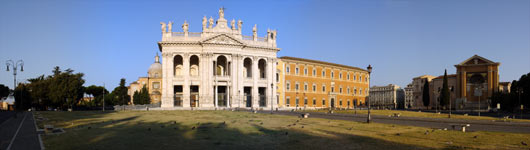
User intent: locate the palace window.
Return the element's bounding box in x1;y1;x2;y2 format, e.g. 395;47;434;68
354;75;356;81
295;83;300;91
331;71;334;78
286;97;290;105
322;84;326;92
322;70;326;77
313;98;316;106
331;86;335;93
304;97;308;106
286;82;290;91
347;87;350;94
276;73;279;82
312;84;316;92
339;87;343;93
295;67;299;75
347;74;350;80
322;98;326;106
313;69;316;77
304;83;308;91
286;66;290;73
304;68;308;76
360;89;363;96
295;97;299;106
153;82;160;89
339;73;342;79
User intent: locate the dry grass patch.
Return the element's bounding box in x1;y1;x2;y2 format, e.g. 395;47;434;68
36;110;530;150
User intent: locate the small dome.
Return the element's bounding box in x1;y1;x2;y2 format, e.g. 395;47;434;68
148;53;162;78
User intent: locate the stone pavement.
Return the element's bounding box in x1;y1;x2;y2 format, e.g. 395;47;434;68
266;111;530;133
0;112;42;150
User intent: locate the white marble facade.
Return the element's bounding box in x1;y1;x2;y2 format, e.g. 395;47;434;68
159;8;280;109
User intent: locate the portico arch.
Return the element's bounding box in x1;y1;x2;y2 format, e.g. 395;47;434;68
174;55;183;76
243;57;252;78
215;55;228;76
258;59;267;79
190;55;199;76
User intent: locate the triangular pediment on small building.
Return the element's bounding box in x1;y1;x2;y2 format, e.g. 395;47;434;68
457;55;498;66
202;34;244;45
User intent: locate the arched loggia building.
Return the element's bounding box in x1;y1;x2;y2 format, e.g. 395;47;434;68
158;8;279;108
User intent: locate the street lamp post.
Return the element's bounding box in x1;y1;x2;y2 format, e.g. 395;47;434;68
103;83;105;111
366;65;372;123
238;90;241;111
449;87;453;118
518;88;523;119
6;60;24;110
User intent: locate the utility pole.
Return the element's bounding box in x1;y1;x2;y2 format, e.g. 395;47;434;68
103;83;105;111
366;65;372;123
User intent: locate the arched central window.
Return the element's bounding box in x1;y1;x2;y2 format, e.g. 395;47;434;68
190;55;199;76
258;59;267;79
243;58;252;78
174;55;183;76
215;55;228;76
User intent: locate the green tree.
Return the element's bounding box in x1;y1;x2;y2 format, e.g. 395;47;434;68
440;69;450;108
112;78;130;105
422;79;430;108
85;85;108;107
133;85;151;105
14;83;32;110
27;75;51;110
132;90;140;105
0;84;10;100
47;66;85;110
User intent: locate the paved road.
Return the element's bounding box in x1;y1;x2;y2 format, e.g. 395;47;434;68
0;112;42;150
267;111;530;133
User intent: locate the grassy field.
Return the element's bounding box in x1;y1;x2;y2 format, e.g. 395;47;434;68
35;110;530;150
306;109;530;122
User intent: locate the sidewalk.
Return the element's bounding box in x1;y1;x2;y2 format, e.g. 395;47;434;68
0;112;42;150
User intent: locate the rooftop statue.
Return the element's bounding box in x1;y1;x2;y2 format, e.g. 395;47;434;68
231;19;235;30
168;21;173;32
219;7;224;19
202;16;207;30
209;17;214;29
253;24;257;37
182;20;189;32
237;20;242;30
160;22;166;33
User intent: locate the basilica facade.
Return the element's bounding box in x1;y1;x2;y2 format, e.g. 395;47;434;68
158;8;279;108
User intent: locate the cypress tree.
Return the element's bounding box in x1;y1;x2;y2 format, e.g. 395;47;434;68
422;79;430;108
440;69;450;108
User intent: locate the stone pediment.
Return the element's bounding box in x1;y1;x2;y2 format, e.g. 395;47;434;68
456;55;498;66
202;34;244;45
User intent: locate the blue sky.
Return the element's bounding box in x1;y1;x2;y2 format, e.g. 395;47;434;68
1;0;529;91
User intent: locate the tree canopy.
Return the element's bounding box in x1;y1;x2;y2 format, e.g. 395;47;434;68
0;84;10;100
133;85;151;105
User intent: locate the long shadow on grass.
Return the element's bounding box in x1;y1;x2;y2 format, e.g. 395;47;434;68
42;114;442;150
